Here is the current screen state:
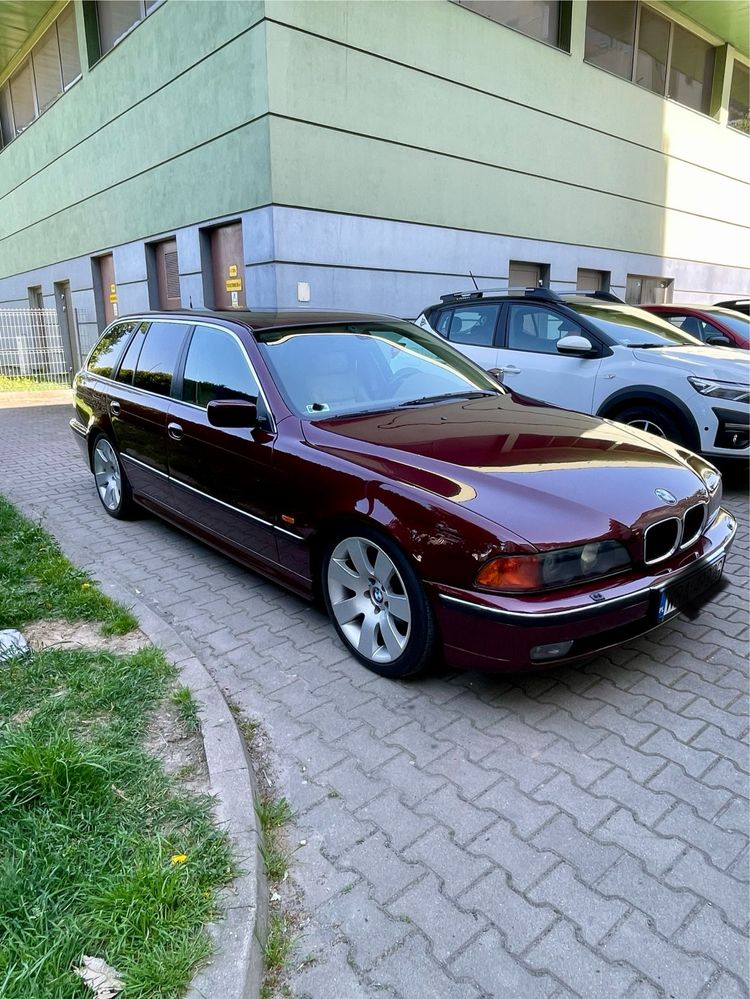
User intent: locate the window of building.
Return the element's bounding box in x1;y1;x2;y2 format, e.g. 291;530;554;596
728;60;749;134
93;0;164;61
585;2;717;115
509;261;549;289
455;1;564;48
0;4;80;147
576;269;610;292
152;239;181;310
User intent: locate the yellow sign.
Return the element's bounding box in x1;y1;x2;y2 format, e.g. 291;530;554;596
109;283;116;295
225;279;242;292
109;293;118;303
228;264;238;278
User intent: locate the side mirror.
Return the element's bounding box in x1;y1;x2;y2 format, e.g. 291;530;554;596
705;335;732;347
556;335;595;356
207;398;258;428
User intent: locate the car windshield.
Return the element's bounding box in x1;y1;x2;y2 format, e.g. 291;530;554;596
255;321;503;418
704;309;750;344
567;303;703;347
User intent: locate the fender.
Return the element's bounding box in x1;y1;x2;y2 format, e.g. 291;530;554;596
596;385;700;451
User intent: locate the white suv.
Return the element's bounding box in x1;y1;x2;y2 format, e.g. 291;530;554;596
415;289;750;460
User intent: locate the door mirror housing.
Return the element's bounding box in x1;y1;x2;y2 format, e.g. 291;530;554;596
207;398;258;428
705;334;732;347
556;335;595;356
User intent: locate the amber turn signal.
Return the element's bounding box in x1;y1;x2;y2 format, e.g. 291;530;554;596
475;555;542;592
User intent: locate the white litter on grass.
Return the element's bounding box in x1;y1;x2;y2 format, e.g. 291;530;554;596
73;956;124;998
0;629;29;662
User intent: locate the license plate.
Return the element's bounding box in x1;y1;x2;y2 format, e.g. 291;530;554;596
657;557;725;622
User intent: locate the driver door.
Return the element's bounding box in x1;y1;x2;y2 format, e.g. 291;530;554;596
495;303;601;413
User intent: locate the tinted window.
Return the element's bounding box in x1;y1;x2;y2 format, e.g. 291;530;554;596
133;321;190;397
441;304;500;347
507;305;588;354
182;326;259;407
114;322;149;384
585;0;636;80
86;321;137;378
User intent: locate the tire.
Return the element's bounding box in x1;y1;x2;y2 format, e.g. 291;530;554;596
321;527;437;679
613;403;687;446
90;432;137;519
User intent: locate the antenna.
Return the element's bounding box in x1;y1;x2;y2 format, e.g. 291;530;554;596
189;296;193;308
468;270;479;291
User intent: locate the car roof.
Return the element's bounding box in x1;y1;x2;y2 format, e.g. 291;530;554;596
130;308;398;331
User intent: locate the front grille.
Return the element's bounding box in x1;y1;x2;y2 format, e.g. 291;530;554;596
682;504;706;548
644;518;680;564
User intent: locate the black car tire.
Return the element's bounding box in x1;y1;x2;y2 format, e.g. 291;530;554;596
614;404;688;446
90;432;138;520
321;526;437;679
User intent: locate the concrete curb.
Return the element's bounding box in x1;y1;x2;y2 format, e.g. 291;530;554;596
99;578;267;999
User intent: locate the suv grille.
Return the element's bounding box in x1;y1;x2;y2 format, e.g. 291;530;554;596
644;518;680;564
643;503;707;564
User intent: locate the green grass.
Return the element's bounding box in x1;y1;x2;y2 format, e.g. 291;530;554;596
0;497;235;996
171;687;201;735
0;374;66;392
0;496;137;635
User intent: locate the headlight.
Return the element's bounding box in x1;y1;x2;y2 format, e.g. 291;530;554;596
688;377;749;405
475;540;631;593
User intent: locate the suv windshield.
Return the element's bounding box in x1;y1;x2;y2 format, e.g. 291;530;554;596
705;309;750;344
256;321;503;417
567;303;702;348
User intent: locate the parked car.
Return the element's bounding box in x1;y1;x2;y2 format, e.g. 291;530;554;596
415;289;750;457
71;310;735;678
641;304;749;351
715;299;750;316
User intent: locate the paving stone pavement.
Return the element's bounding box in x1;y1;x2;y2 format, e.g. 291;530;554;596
1;402;748;999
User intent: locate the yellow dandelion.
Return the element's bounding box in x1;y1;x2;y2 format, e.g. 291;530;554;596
81;582;91;589
170;854;188;865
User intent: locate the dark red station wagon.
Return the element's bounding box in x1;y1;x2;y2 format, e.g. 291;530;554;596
71;310;736;678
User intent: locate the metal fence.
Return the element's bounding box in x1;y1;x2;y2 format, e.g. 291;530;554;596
0;308;70;385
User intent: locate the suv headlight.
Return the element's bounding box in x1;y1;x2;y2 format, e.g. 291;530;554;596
476;541;631;593
688;377;749;405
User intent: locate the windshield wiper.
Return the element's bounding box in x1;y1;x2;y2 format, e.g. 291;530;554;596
626;343;676;349
398;391;496;408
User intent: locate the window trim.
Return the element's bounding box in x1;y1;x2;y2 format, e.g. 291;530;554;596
88;0;165;70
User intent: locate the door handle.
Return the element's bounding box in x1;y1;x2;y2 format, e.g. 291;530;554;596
499;365;521;375
167;422;183;441
110;400;121;416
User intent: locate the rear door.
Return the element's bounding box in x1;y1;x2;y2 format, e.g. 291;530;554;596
110;319;192;507
167;322;279;563
496;303;602;413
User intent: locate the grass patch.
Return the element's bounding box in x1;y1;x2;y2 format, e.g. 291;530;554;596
0;495;137;635
0;498;235;996
171;687;201;735
0;374;66;392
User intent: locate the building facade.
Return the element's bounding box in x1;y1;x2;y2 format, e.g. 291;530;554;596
0;0;748;368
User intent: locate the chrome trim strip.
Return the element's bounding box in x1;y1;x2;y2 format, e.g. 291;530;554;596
85;316;277;433
439;513;736;623
121;453;305;540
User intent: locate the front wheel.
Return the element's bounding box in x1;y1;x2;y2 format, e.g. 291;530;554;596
613;404;687;446
321;529;437;679
91;433;137;519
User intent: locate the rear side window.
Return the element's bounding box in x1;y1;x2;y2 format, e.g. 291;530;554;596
133;321;190;397
437;304;500;347
114;322;149;384
182;326;258;407
86;321;137;378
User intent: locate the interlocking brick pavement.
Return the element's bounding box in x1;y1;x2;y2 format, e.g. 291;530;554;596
0;401;748;998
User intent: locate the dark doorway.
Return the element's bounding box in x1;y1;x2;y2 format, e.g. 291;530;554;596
53;280;78;379
209;222;246;309
154;239;182;310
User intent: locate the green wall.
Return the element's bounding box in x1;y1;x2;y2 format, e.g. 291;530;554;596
264;0;749;268
0;0;270;279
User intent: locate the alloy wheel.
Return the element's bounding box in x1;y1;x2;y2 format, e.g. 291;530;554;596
93;438;122;512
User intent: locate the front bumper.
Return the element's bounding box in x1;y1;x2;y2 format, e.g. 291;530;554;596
430;507;737;671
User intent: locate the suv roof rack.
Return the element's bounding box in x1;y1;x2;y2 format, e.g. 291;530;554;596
439;287;563;305
560;290;625;303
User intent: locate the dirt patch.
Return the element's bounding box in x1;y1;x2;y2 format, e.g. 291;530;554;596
24;619;150;655
144;691;209;796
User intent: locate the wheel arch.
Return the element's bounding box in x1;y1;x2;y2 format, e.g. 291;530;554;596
596;385;701;450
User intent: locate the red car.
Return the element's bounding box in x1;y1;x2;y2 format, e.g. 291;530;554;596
642;304;750;350
70;310;736;678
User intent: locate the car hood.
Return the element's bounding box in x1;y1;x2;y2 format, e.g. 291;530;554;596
632;344;750;380
303;395;708;549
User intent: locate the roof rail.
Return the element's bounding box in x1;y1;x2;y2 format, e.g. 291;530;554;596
439;286;563;305
561;290;625;303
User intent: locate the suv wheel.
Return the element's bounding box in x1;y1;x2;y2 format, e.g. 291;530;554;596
613;404;686;445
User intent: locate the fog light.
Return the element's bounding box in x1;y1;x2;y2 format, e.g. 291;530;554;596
530;640;574;662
